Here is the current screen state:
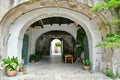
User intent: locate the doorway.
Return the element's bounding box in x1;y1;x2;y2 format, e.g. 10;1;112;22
22;34;29;64
50;38;62;55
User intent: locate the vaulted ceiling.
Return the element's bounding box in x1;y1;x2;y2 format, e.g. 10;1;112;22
30;17;74;28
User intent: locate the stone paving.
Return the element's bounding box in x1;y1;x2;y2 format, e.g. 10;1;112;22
1;55;120;80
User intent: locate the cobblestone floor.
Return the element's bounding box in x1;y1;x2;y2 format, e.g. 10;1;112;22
1;55;120;80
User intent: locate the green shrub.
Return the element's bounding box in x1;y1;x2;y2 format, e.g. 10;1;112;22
83;59;90;66
29;54;40;62
55;42;62;47
29;54;36;62
2;56;19;71
105;69;117;79
96;34;120;48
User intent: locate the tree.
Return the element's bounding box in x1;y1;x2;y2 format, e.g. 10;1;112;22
91;0;120;48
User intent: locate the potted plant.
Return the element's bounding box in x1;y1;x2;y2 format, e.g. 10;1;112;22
19;64;25;72
83;59;90;70
2;56;19;77
29;54;36;63
76;28;85;62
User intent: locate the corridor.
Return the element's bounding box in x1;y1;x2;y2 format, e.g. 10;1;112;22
1;55;114;80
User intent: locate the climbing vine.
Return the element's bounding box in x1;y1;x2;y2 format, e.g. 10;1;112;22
91;0;120;48
96;34;120;48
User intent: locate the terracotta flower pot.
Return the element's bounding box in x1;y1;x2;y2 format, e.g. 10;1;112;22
19;68;25;72
6;70;17;77
83;65;90;70
31;60;35;63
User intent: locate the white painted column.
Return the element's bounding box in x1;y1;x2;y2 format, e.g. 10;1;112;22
17;37;23;61
7;35;18;58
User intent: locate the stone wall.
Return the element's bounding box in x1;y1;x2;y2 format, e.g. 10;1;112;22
100;48;113;72
112;47;120;75
100;47;120;76
0;0;106;21
0;58;3;79
0;0;10;21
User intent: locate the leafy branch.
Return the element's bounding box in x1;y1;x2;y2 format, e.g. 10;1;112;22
91;0;120;48
96;34;120;48
105;69;117;79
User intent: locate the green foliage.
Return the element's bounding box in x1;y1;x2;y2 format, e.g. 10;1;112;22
105;69;117;79
91;2;108;11
76;44;84;57
91;0;120;27
76;28;85;42
19;64;25;69
29;0;37;2
29;54;40;62
34;54;40;61
76;44;84;52
91;0;120;11
92;0;120;48
29;54;36;62
83;59;90;66
112;18;120;25
55;42;62;47
76;28;85;52
2;57;19;71
96;34;120;48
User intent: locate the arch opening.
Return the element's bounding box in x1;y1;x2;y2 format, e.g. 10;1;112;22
0;1;106;71
51;38;62;55
34;30;77;61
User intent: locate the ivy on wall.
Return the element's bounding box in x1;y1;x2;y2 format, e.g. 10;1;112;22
96;34;120;48
91;0;120;48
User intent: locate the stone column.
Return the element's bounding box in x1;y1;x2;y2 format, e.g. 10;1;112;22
112;47;120;75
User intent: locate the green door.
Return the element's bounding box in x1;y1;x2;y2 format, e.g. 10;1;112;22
22;34;29;64
83;34;89;60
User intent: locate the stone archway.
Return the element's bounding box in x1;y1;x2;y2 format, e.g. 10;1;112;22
0;0;107;71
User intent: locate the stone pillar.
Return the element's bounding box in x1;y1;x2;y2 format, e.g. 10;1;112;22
112;47;120;75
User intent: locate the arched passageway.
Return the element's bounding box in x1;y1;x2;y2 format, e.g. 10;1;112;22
0;0;107;70
35;30;76;59
51;38;62;54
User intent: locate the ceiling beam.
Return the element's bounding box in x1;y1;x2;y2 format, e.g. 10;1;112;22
49;18;53;26
59;17;62;26
39;19;44;28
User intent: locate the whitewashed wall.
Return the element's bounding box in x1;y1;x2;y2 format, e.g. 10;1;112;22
29;24;77;54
